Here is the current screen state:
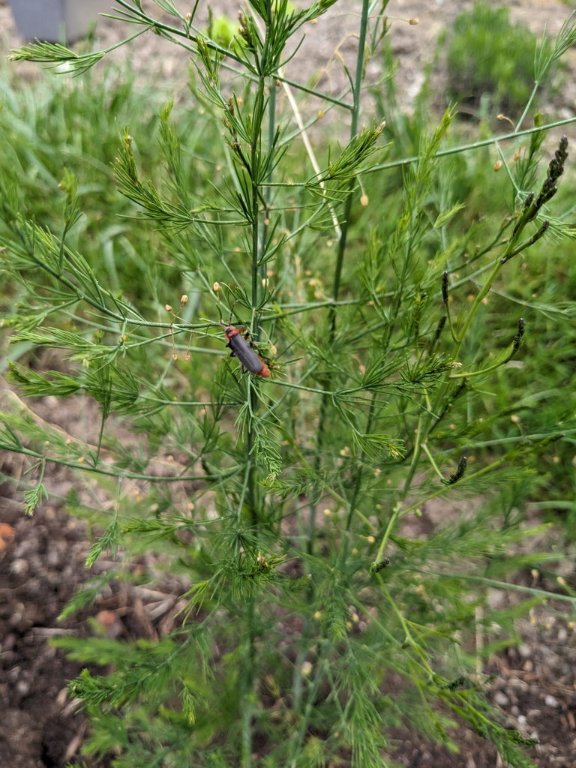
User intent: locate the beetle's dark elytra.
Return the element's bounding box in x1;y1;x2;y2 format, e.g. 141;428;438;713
224;325;271;378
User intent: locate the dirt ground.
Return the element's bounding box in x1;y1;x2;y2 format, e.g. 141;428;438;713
1;1;576;766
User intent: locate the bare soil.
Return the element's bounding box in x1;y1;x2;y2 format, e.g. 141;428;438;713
1;1;576;766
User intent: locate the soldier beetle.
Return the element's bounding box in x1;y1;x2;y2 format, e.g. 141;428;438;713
224;324;271;378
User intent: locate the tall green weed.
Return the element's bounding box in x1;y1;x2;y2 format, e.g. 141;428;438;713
2;2;576;766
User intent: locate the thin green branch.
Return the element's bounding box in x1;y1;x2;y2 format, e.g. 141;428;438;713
419;570;576;607
368;116;576;173
0;441;241;484
308;0;372;555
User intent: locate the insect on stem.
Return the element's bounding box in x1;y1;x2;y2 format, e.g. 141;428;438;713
224;324;271;378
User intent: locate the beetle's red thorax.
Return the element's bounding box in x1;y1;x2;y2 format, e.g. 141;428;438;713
224;324;240;341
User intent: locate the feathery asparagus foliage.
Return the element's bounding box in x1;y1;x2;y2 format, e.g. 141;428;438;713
2;2;576;766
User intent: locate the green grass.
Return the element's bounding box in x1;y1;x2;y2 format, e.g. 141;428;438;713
444;2;541;117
